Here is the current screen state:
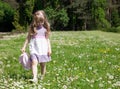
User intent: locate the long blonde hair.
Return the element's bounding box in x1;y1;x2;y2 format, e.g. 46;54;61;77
30;10;50;37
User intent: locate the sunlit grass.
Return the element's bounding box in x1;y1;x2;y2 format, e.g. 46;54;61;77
0;31;120;89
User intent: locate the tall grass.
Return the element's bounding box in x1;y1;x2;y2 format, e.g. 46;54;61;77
0;31;120;89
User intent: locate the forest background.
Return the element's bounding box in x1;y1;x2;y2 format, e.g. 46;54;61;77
0;0;120;32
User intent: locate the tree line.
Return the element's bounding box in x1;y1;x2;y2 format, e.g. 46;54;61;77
0;0;120;32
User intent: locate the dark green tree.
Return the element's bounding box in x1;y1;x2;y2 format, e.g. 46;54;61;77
12;0;35;31
0;1;15;32
91;0;110;29
111;8;120;27
106;0;120;27
68;0;92;30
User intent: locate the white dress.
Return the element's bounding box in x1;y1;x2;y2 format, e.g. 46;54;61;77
29;26;51;63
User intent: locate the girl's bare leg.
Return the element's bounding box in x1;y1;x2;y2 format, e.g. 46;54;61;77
40;63;46;79
32;60;38;81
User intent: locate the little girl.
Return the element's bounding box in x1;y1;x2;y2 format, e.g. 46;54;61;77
21;10;51;83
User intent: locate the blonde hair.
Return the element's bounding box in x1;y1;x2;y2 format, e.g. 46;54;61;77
30;10;50;38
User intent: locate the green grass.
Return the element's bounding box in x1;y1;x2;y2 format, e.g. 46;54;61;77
0;31;120;89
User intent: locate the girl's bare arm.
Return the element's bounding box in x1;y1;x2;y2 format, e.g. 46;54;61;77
21;30;31;52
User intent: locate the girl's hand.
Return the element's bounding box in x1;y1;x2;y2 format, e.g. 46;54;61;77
48;51;51;56
21;47;25;53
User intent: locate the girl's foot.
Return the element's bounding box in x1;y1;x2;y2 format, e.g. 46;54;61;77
39;75;44;80
28;78;38;83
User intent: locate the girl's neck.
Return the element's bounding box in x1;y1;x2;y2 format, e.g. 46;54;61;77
37;25;43;29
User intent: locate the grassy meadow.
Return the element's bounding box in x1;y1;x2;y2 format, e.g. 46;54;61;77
0;31;120;89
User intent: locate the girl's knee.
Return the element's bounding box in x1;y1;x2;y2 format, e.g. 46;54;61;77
32;60;38;65
40;63;46;67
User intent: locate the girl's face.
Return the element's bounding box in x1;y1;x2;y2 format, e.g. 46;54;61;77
34;11;45;25
35;11;44;19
